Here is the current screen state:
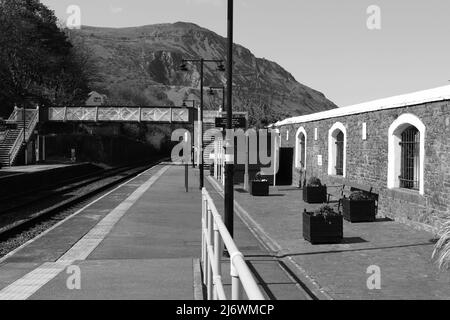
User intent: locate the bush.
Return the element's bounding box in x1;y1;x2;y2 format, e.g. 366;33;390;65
349;191;376;201
307;177;322;187
433;221;450;270
313;205;339;219
254;173;268;182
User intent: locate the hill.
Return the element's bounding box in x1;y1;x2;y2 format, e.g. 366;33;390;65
76;22;337;126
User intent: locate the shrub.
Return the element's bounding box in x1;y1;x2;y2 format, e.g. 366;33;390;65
307;177;322;187
433;221;450;270
313;205;339;219
254;173;268;182
349;191;376;201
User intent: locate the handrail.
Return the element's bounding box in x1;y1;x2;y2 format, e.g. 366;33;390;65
7;108;39;166
7;106;19;121
47;106;190;123
201;188;265;300
8;128;24;163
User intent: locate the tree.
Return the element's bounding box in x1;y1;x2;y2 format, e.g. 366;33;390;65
0;0;96;117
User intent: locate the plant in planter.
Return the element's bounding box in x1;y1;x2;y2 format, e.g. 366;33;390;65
302;177;327;204
250;173;270;197
297;169;307;188
303;205;343;244
342;191;377;223
433;221;450;270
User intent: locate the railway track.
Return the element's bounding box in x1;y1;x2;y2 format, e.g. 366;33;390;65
0;164;143;214
0;159;165;255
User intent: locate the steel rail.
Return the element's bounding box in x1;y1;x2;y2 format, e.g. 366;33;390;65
0;164;139;215
0;160;165;241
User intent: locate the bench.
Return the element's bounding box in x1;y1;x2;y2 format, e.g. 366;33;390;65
326;182;379;213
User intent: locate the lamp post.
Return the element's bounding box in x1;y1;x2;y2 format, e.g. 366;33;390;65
225;0;235;238
183;100;197;168
180;59;225;190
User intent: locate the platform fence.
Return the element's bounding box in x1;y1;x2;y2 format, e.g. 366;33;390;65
201;188;265;300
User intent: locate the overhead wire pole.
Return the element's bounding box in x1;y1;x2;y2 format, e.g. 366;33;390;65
224;0;234;238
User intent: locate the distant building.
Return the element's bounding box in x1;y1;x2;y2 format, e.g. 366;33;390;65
85;91;107;106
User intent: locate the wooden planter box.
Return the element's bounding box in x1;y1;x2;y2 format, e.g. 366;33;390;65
302;186;327;204
250;180;269;197
303;210;343;244
342;198;376;223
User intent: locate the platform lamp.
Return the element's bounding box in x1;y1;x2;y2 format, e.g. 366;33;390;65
180;58;225;189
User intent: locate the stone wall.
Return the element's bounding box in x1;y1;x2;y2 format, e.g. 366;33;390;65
277;100;450;230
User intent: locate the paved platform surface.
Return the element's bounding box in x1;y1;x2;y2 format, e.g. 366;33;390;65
0;164;75;174
212;179;450;300
0;165;203;300
205;183;310;300
0;164;306;300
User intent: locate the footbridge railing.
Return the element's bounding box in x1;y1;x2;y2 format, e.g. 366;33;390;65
7;107;39;166
46;106;192;123
201;188;265;300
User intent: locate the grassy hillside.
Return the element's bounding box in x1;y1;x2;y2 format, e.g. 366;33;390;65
76;22;337;127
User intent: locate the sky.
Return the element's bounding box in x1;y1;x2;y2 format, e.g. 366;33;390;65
41;0;450;107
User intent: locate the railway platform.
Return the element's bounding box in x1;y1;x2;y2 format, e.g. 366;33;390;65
0;163;85;177
0;164;306;300
0;163;77;173
208;178;450;300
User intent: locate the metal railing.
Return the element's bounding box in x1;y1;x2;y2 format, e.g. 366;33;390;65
399;126;420;191
47;106;190;123
8;107;39;166
213;139;225;185
201;188;265;300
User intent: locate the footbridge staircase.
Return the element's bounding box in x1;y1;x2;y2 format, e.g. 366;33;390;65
0;107;39;167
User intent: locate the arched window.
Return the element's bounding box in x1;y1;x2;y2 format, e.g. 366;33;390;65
399;126;420;190
388;114;425;195
295;127;307;169
328;122;347;177
335;131;344;176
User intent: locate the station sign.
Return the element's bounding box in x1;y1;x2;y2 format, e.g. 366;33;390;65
215;116;247;129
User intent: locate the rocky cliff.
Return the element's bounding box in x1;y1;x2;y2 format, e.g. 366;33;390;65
76;22;337;127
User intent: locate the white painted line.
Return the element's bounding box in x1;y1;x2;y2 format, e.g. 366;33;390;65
0;262;71;300
0;165;159;265
58;166;169;262
0;166;169;300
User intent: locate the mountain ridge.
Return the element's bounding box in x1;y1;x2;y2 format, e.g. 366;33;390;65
75;22;337;126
